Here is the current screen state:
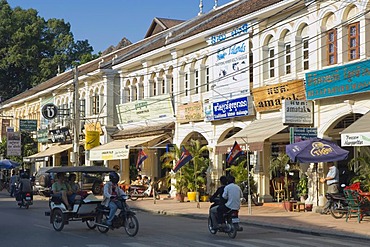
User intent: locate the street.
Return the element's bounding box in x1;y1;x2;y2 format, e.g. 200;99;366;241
0;193;368;247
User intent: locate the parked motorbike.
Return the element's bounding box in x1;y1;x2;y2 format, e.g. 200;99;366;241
128;183;160;201
95;195;139;237
325;192;348;219
16;191;33;209
207;202;243;239
241;181;261;206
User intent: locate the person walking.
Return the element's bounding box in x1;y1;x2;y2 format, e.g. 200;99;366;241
320;162;339;214
9;171;19;197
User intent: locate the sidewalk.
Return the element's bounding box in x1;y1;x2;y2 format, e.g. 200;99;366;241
128;195;370;241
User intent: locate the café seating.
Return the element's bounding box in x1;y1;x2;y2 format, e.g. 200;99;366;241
272;178;285;202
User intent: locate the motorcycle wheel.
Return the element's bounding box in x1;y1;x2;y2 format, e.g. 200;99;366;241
52;209;65;231
207;216;217;234
330;202;346;219
96;212;109;233
86;218;96;229
227;223;237;239
124;214;139;237
130;190;139;201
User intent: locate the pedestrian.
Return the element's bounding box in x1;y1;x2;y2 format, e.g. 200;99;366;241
320;162;339;214
9;170;19;197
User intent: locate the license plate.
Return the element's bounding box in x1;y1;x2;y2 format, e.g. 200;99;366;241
232;218;240;223
26;197;31;200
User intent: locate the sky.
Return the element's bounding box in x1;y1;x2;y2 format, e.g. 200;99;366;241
8;0;233;53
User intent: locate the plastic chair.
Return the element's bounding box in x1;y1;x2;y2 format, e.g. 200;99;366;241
272;178;285;202
344;189;366;223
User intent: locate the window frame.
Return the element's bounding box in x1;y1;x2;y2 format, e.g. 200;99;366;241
348;22;360;61
327;29;337;65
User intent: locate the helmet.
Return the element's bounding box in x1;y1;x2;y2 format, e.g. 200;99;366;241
109;172;119;184
21;172;28;179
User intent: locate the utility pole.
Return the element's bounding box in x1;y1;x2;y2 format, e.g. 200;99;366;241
72;65;80;166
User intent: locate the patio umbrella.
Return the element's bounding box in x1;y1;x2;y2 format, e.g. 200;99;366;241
0;159;21;169
286;138;349;163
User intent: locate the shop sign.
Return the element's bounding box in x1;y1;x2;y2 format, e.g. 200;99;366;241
212;38;250;102
116;94;174;124
49;127;71;143
37;129;49;143
207;96;250;121
252;80;306;113
341;132;370;146
282;100;313;125
177;101;204;123
89;148;129;161
85;131;100;150
306;59;370;100
20;119;37;132
84;122;103;135
289;127;317;144
1;119;10;138
208;23;249;45
7;131;21;156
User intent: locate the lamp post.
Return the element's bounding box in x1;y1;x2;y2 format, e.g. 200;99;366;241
72;65;80;166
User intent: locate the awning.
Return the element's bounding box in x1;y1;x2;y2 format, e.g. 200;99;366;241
89;134;166;161
341;111;370;146
216;118;288;153
26;144;73;161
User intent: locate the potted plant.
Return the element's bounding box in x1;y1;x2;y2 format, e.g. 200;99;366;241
270;153;296;211
297;174;308;203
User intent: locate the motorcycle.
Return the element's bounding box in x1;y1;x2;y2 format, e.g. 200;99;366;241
16;191;33;209
128;183;160;201
207;201;243;239
325;192;348;219
95;195;139;237
240;181;261;206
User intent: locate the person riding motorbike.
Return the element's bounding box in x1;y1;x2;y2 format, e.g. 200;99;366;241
17;172;33;204
209;175;227;229
216;175;243;229
102;172;127;226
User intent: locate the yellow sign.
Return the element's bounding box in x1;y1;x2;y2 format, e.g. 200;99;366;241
252;80;306;112
84;122;103;135
177;101;204;123
85;131;100;150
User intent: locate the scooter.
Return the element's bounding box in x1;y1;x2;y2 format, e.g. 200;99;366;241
325;192;348;219
16;191;33;209
95;195;139;237
128;183;160;201
207;201;243;239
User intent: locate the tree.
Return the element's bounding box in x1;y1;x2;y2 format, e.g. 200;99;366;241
0;0;97;101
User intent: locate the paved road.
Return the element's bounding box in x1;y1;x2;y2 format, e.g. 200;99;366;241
0;194;368;247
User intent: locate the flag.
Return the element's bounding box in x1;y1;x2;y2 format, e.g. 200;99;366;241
173;146;193;172
226;141;243;164
136;149;148;171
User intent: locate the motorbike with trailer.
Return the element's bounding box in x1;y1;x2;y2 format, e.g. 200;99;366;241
44;166;114;232
94;194;139;237
207;198;243;239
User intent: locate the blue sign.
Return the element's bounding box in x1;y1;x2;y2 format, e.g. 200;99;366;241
305;59;370;100
212;97;249;120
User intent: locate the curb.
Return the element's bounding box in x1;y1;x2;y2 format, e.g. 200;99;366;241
132;206;370;242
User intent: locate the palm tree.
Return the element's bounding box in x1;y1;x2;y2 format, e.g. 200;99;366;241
348;150;370;191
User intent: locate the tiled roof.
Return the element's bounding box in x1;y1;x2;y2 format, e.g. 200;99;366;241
145;17;184;38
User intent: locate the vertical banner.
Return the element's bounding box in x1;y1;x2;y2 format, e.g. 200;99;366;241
85;131;100;150
7;131;21;156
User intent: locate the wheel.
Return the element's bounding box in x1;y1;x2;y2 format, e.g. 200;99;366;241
124;214;139;237
208;216;217;234
130;190;139;201
52;209;65;231
330;201;346;219
92;181;103;195
96;212;109;233
86;218;96;229
227;223;237;239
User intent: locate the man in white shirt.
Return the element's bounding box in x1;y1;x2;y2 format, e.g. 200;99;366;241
216;175;243;228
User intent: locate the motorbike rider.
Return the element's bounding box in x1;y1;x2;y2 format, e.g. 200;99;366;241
17;172;33;203
209;175;227;229
216;175;243;229
102;171;127;226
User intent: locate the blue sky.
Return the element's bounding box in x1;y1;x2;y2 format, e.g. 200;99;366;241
8;0;233;53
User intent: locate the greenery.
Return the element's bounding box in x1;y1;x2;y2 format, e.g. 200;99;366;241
160;139;211;195
0;0;99;101
348;149;370;191
269;153;292;201
296;174;308;197
227;156;256;192
0;131;37;167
